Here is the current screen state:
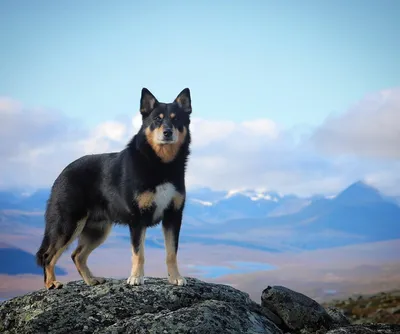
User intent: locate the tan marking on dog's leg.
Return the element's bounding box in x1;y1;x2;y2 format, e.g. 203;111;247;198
136;191;155;210
72;223;112;286
163;226;186;286
127;228;146;286
45;216;88;289
173;192;185;210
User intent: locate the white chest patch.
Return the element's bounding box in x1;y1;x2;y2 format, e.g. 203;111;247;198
153;182;176;222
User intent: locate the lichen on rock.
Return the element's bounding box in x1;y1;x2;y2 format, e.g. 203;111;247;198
0;277;281;334
1;277;399;334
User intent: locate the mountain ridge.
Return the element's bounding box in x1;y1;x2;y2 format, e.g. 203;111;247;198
1;180;399;253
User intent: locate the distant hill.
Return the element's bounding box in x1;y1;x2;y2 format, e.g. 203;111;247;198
0;181;399;253
323;289;400;324
180;181;400;251
0;243;67;276
334;181;384;205
0;189;49;211
126;181;399;252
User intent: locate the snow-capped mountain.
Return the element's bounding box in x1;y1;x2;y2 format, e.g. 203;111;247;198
1;181;399;252
185;188;309;222
181;181;400;251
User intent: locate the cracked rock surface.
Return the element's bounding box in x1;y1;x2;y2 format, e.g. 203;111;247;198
0;277;281;334
261;285;334;333
1;277;399;334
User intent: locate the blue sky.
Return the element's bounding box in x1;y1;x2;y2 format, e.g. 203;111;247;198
0;0;399;195
1;0;399;128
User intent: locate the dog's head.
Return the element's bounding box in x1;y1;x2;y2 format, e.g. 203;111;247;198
139;88;192;162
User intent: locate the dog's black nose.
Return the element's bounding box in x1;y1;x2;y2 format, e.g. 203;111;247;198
163;128;173;138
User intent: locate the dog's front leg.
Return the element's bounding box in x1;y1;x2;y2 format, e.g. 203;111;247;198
162;209;187;286
127;224;146;286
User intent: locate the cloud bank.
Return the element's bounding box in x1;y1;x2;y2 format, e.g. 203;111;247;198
0;87;399;196
311;88;400;160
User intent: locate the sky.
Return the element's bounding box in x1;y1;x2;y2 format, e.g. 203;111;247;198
0;0;399;196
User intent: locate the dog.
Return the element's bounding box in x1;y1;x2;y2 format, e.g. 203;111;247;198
36;88;192;289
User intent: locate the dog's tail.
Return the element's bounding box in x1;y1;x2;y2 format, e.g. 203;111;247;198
36;234;51;283
36;234;50;268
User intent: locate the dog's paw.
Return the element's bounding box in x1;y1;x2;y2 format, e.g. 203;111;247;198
86;277;106;286
46;280;63;290
168;275;187;286
127;275;144;286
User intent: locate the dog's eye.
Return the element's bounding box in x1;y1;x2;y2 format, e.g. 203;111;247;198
154;116;162;122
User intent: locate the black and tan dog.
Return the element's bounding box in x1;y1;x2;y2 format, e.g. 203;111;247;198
36;88;192;289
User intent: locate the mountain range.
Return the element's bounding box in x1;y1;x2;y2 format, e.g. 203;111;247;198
0;181;399;257
0;242;66;276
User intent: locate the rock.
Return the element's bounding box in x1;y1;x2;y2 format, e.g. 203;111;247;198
365;301;373;308
326;323;400;334
389;306;400;315
325;307;351;327
0;277;282;334
1;277;398;334
261;286;335;333
260;307;283;327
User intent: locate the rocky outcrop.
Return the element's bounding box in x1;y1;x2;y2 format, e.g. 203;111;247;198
261;285;336;333
322;290;400;324
0;277;399;334
325;324;400;334
0;277;281;334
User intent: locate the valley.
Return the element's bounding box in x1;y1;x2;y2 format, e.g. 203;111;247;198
0;181;399;303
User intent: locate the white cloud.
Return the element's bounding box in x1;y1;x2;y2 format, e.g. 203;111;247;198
189;118;280;151
1;89;399;197
311;88;400;160
363;164;400;196
185;88;400;196
80;121;127;154
132;113;142;132
190;119;236;148
0;97;21;113
0;97;130;189
241;119;279;138
185;116;351;195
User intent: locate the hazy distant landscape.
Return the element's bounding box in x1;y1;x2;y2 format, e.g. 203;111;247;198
0;6;399;334
1;180;399;302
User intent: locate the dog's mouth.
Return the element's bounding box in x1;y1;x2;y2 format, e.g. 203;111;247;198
158;138;175;144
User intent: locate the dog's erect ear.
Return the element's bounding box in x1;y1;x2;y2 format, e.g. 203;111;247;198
175;88;192;114
140;88;159;116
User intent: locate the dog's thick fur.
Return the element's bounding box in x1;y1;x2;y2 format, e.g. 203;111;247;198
36;88;192;289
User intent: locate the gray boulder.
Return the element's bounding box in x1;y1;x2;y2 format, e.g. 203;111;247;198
261;285;335;333
324;307;351;327
0;277;282;334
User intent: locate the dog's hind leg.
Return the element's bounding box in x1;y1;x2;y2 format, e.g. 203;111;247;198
42;215;88;289
71;220;112;286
